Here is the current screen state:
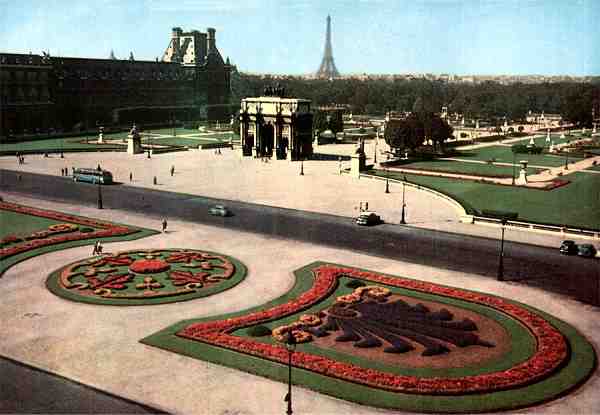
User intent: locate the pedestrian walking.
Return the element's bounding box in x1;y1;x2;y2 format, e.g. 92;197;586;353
153;176;157;185
161;218;168;233
170;165;175;176
97;241;103;255
92;241;98;255
129;172;133;182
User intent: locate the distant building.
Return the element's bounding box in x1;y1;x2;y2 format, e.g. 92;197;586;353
239;91;313;161
525;111;562;127
0;27;232;137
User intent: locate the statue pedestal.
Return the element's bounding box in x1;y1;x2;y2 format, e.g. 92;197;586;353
516;169;528;185
97;133;104;144
516;160;529;185
127;135;142;154
350;152;366;178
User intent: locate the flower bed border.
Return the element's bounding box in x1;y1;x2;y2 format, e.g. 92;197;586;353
0;201;158;276
0;201;135;259
176;264;569;395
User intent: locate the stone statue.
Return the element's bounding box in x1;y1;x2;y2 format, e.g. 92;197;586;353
129;124;140;139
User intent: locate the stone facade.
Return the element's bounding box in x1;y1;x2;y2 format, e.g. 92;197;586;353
239;96;313;161
0;27;232;137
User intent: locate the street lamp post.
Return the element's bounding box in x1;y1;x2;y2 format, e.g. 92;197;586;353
512;151;516;185
300;159;304;176
374;135;378;164
338;156;342;174
385;167;390;193
564;139;570;170
284;334;297;415
497;219;507;281
97;174;103;209
400;175;407;224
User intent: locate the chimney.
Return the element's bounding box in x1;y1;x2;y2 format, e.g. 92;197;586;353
171;27;182;61
207;27;216;54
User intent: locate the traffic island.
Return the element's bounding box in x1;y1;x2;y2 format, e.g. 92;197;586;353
46;248;247;306
142;261;596;413
0;201;158;276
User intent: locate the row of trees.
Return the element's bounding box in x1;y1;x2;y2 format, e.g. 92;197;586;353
230;71;600;126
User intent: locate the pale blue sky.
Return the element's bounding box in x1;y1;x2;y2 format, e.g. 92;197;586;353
1;0;598;75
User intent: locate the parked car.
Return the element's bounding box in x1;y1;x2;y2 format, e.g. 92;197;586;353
577;244;597;258
355;212;382;226
559;240;578;255
209;204;231;217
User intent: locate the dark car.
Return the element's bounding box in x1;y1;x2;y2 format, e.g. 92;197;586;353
355;212;382;226
559;240;578;255
577;244;597;258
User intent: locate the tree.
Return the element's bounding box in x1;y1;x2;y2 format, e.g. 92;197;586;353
422;113;453;152
384;114;424;153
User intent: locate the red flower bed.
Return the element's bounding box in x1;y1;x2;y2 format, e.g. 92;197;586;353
177;264;568;395
129;259;171;274
0;201;138;260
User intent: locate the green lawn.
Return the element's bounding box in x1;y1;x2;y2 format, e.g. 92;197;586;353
455;145;579;167
398;160;543;177
144;127;199;136
0;206;158;276
370;169;600;230
142;137;225;147
0;135;125;153
1;209;84;238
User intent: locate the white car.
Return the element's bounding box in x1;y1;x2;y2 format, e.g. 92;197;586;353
209;204;231;217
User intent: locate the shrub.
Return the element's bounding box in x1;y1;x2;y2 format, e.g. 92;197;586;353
247;325;272;337
80;227;95;233
346;280;366;289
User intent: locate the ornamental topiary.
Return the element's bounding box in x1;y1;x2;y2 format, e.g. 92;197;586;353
346;279;366;289
247;325;272;337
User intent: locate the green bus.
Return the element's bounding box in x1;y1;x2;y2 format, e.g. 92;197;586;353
72;168;113;184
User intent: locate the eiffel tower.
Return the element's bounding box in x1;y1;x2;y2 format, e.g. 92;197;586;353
316;15;340;79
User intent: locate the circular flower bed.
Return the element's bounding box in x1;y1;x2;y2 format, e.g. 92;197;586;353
46;248;247;306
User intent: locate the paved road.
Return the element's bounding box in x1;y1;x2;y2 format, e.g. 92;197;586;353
1;169;599;305
0;356;165;414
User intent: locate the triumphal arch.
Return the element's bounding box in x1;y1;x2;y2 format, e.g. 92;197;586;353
239;88;313;161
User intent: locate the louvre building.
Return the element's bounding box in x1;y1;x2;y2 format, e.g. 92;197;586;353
0;27;232;137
